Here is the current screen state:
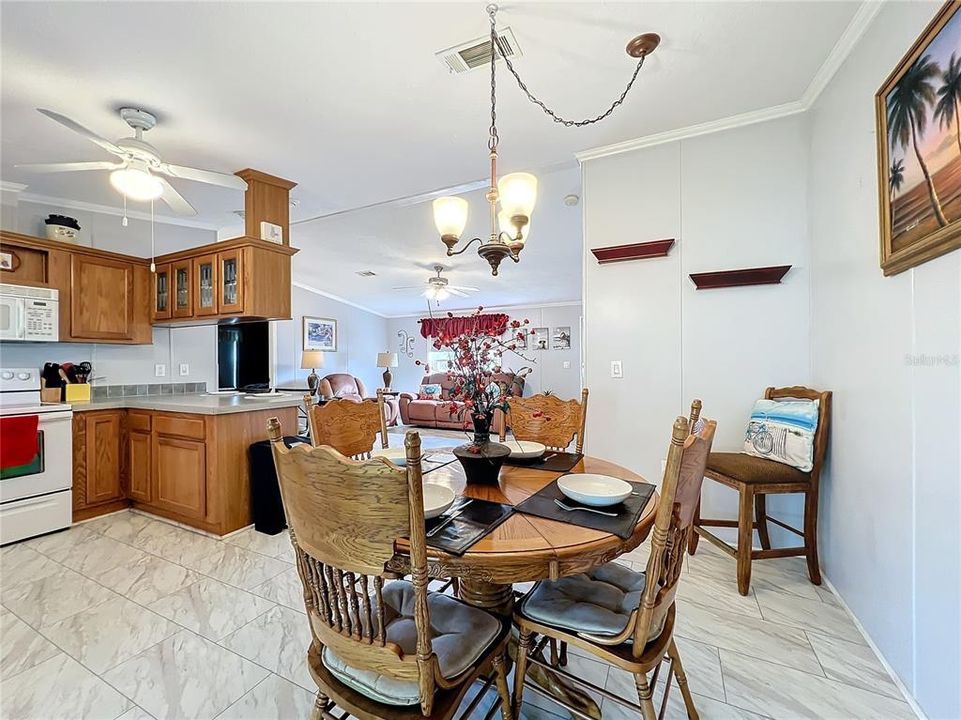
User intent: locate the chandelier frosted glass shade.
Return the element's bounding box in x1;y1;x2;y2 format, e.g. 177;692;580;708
110;166;163;201
499;209;531;245
497;172;537;223
432;196;469;240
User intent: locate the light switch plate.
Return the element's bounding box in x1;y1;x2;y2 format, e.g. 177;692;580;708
155;364;166;377
179;363;189;376
611;360;623;378
260;221;283;244
563;361;571;369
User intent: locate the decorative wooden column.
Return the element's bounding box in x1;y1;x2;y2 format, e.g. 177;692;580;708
234;169;297;245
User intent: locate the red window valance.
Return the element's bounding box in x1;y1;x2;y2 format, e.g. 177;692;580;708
418;313;509;339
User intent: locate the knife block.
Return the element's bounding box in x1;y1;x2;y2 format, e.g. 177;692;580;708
40;385;62;404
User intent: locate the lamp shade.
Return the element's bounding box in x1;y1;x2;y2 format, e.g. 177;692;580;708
301;350;325;369
110;166;164;201
432;196;469;239
377;352;398;368
497;172;537;221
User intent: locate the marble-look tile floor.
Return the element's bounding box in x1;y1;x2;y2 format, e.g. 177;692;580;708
0;508;914;720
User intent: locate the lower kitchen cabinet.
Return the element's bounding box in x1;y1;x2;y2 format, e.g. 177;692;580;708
127;430;152;503
152;435;207;521
72;410;127;521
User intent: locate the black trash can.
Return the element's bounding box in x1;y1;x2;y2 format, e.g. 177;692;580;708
248;435;307;535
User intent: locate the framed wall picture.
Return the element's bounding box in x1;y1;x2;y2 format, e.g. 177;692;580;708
876;0;961;275
531;327;549;351
552;326;571;350
303;316;337;352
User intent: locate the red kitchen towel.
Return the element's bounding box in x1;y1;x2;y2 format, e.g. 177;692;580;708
0;415;40;469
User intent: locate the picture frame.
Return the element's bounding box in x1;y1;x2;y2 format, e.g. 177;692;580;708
303;316;337;352
531;327;549;351
876;0;961;275
552;326;571;350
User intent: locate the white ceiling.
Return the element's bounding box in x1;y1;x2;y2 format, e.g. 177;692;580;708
2;1;861;226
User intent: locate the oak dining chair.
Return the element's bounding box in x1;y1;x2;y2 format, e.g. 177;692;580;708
304;389;389;459
689;386;832;595
499;388;589;453
512;412;717;720
267;419;513;720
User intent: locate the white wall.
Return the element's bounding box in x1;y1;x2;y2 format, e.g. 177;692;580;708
808;2;960;717
273;284;389;395
582;114;812;544
386;303;583;400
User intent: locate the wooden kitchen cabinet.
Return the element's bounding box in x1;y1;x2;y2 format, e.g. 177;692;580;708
152;435;207;521
70;254;151;343
127;412;152;503
218;249;244;315
72;410;127;521
193;253;218;317
172;260;193;318
153;263;171;321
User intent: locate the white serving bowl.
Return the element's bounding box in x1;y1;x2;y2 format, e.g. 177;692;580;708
508;440;547;460
557;473;632;507
371;447;409;466
423;483;456;519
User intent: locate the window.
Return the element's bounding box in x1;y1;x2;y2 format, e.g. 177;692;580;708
427;349;503;374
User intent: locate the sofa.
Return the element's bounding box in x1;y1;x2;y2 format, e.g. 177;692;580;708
318;373;399;426
398;372;524;431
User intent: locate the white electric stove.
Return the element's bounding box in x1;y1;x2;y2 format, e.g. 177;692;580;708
0;368;73;545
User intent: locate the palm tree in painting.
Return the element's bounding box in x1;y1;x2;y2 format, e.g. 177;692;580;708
890;158;905;202
935;52;961;156
887;54;948;227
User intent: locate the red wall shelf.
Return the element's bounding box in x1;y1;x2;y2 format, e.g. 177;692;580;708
689;265;791;290
590;238;675;264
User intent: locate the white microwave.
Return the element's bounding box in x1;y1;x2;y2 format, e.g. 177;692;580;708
0;284;59;342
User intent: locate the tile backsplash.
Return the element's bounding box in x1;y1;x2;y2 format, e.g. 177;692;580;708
93;382;207;400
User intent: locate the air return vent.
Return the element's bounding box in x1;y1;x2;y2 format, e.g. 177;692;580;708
355;270;377;277
435;27;522;74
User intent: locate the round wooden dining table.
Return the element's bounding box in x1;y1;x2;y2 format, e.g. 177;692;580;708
392;452;658;612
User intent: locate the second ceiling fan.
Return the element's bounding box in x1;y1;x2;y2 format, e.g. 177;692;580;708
392;265;478;302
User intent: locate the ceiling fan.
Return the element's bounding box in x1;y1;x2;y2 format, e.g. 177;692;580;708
392;265;479;302
15;107;248;216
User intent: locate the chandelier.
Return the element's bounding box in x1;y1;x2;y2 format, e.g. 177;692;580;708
432;4;660;276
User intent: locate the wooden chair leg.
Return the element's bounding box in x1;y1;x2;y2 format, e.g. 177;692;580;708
513;628;533;717
634;671;658;720
559;641;568;667
737;488;754;596
450;577;460;597
667;638;700;720
549;638;558;666
492;651;513;720
308;690;329;720
754;493;772;550
804;487;822;585
687;499;701;555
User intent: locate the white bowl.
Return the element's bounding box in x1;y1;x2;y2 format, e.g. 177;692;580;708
557;474;632;507
508;440;547;460
371;447;409;466
423;483;456;519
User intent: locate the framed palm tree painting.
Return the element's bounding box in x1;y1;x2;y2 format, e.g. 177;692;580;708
876;0;961;275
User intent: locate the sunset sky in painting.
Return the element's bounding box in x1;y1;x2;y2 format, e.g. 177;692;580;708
889;8;961;193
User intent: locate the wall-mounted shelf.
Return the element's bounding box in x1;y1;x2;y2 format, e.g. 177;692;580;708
590;238;675;264
689;265;791;290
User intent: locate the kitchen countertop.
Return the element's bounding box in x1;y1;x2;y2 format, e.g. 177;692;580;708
65;392;304;416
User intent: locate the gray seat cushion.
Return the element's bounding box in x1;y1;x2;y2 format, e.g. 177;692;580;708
521;562;646;637
322;581;501;706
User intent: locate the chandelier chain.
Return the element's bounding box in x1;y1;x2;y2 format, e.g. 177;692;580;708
488;7;499;153
487;4;646;128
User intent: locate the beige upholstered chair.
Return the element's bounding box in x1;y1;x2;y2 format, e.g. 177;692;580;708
267;420;513;720
512;412;717;720
498;389;589;453
690;386;832;595
304;391;389;459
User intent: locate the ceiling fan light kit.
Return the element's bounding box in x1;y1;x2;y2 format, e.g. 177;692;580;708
432;3;659;276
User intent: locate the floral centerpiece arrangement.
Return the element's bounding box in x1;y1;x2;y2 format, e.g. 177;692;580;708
417;307;532;447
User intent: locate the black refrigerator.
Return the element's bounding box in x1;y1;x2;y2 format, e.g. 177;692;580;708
217;322;270;391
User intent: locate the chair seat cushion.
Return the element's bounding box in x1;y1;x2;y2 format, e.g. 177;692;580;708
322;581;501;706
520;563;646;638
707;452;811;485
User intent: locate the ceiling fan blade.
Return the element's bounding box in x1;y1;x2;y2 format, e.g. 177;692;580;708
391;286;426;291
160;163;248;191
449;285;479;292
15;160;125;174
158;177;197;216
37;109;124;156
447;288;470;298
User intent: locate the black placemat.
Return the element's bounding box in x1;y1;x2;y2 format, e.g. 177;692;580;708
514;478;655;539
422;452;457;475
425;498;514;556
503;450;584;473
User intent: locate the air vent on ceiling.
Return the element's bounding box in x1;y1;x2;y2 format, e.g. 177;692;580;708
435;27;522;75
355;270;377;277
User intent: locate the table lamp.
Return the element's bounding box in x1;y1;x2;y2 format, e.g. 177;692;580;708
377;352;398;391
301;350;325;396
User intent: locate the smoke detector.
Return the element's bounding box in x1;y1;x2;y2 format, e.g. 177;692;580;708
435;27;522;74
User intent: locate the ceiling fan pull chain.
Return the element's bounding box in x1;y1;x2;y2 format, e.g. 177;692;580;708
488;4;648;128
149;198;156;273
122;194;128;227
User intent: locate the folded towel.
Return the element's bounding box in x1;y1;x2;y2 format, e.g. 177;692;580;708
0;415;40;469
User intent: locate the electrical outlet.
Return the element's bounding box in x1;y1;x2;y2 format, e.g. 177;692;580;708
610;360;623;378
179;363;189;376
562;361;571;369
154;364;166;377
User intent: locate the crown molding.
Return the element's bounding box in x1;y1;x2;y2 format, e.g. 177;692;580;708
292;280;387;318
384;299;582;319
1;181;29;194
800;0;883;109
576;1;881;163
14;191;223;231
